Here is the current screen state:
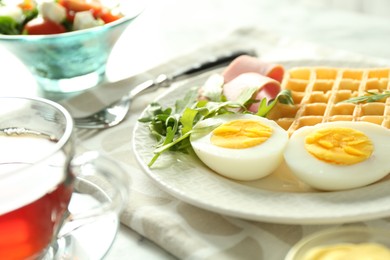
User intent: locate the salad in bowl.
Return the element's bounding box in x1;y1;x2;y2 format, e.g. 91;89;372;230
0;0;125;35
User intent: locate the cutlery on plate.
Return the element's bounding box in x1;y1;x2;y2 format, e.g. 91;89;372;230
73;49;257;129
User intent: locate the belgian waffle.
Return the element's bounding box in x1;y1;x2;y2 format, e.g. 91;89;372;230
266;67;390;135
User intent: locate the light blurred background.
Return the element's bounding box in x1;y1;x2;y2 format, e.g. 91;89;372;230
295;0;390;17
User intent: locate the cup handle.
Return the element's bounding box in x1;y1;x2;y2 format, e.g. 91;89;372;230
57;151;129;238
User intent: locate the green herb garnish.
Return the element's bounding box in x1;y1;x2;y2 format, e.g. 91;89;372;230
340;90;390;104
0;16;19;35
256;89;293;117
139;82;294;167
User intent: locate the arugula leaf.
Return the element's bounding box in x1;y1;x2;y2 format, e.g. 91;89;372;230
339;90;390;104
180;107;199;135
175;87;199;113
256;89;294;117
235;86;259;106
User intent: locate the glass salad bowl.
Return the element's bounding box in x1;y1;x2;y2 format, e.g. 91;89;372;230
0;0;143;94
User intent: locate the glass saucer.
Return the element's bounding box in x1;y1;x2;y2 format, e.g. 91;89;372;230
43;177;122;259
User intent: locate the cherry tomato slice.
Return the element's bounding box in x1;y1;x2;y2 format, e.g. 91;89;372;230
99;11;123;24
23;18;67;35
59;0;103;17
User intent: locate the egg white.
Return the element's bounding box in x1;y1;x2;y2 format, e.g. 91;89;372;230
284;121;390;191
190;114;289;181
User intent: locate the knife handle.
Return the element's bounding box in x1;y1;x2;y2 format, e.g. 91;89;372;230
127;49;257;100
172;49;257;79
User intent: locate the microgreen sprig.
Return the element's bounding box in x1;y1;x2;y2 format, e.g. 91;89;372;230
340;90;390;104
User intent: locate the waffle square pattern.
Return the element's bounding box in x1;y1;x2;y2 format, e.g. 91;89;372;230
267;67;390;135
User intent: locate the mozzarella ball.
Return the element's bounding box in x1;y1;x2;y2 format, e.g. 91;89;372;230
190;114;289;181
284;121;390;191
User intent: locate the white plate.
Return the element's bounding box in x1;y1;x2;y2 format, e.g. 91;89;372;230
133;59;390;225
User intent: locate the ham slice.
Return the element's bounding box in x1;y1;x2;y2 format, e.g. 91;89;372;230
221;55;284;113
197;55;284;113
222;55;284;83
223;72;281;113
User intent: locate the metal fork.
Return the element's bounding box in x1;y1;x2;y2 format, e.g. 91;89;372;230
73;49;257;129
73;75;169;129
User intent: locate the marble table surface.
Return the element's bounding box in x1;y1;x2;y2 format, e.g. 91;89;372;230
1;0;390;259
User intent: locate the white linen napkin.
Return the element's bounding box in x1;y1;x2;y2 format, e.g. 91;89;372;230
77;27;390;260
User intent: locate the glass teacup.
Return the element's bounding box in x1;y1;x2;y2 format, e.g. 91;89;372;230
0;96;129;259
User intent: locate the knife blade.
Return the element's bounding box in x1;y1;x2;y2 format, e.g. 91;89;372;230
60;49;257;118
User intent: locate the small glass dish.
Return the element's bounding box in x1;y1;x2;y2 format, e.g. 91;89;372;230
0;1;143;94
285;226;390;260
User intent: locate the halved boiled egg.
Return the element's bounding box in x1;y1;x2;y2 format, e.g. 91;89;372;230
284;121;390;191
190;114;289;181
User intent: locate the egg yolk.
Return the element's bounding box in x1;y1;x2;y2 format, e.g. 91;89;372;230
211;119;273;149
304;127;373;165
